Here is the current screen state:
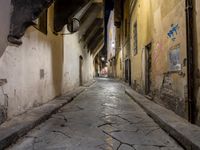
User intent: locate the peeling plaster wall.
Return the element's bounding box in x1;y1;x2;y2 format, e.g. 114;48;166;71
0;4;94;120
129;0;188;118
152;0;187;118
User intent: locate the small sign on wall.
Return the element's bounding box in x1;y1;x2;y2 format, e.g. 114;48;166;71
169;45;181;72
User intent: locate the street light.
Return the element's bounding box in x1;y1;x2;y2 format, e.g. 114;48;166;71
112;42;115;48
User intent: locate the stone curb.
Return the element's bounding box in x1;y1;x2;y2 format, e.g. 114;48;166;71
125;88;200;150
83;79;96;87
0;87;85;150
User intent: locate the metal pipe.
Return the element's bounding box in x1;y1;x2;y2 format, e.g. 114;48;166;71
185;0;195;123
67;1;93;33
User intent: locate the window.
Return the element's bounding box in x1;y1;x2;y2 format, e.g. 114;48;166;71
34;10;48;34
133;22;138;55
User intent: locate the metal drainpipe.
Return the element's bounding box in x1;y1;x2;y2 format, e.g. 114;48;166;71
185;0;195;123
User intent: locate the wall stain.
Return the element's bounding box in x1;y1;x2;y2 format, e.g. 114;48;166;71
159;73;186;118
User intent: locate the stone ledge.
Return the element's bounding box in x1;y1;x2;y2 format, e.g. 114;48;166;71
125;87;200;150
83;79;96;87
0;87;85;150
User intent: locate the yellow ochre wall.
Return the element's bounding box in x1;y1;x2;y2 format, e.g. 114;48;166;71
129;0;188;118
194;0;200;125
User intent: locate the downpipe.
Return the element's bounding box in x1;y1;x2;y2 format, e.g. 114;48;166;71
185;0;195;123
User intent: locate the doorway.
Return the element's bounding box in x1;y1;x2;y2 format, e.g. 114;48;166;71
145;43;152;95
125;59;129;82
79;56;83;86
125;59;131;86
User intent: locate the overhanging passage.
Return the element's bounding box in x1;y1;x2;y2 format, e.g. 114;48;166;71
8;0;92;45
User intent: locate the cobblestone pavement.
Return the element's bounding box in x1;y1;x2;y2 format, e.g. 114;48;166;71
8;78;184;150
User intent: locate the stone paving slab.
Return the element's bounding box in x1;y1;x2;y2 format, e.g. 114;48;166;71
0;86;86;150
125;87;200;150
7;78;184;150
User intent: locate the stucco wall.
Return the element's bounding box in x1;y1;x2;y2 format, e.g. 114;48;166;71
115;27;123;79
129;0;188;118
194;0;200;125
121;0;131;83
62;32;94;92
115;50;123;79
0;3;94;120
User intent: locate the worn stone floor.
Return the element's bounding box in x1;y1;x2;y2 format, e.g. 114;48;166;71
8;78;184;150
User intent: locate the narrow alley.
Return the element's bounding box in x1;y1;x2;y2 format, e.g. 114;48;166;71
8;78;183;150
1;0;200;149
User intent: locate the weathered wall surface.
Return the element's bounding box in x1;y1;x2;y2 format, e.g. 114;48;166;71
0;4;95;121
0;29;63;118
130;0;144;92
115;50;123;79
129;0;188;118
152;0;187;118
62;32;94;92
194;0;200;125
115;27;123;79
122;0;131;83
0;4;64;118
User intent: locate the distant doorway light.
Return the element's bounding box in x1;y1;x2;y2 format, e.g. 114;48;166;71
112;42;115;48
101;57;105;61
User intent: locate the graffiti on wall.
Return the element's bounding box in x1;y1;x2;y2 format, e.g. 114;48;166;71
169;45;181;72
167;24;180;41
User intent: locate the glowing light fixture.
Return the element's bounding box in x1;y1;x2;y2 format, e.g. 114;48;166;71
112;42;115;48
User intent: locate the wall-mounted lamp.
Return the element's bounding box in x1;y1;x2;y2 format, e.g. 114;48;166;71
112;42;115;48
101;57;105;61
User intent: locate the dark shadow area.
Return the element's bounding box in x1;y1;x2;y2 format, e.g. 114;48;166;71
193;0;200;125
